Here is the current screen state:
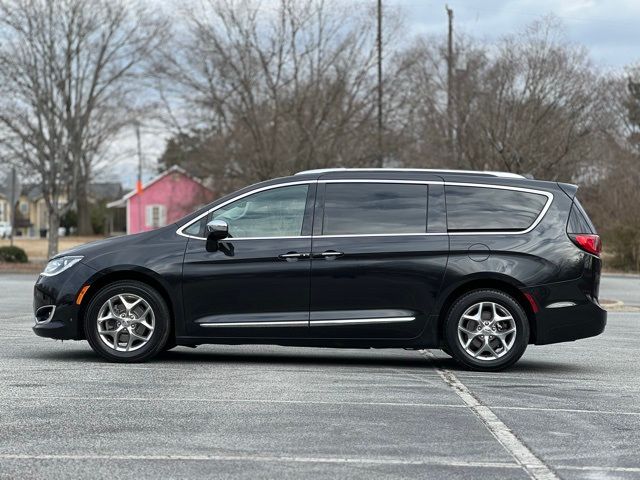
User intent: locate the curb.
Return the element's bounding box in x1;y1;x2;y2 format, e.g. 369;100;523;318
600;299;640;312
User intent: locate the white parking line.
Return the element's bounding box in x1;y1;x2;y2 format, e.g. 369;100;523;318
419;350;559;480
0;394;467;408
0;453;636;474
2;393;639;417
557;465;640;473
0;453;521;470
493;405;640;417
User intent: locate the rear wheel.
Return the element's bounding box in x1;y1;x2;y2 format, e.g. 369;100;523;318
84;280;171;363
444;289;529;371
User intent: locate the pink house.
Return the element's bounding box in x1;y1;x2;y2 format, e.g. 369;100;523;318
107;166;215;234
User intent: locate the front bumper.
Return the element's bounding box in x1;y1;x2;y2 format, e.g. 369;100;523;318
32;262;96;340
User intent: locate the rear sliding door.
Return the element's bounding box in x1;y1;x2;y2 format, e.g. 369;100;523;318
308;180;449;339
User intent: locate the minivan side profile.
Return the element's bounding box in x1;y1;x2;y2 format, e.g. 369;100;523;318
33;169;606;371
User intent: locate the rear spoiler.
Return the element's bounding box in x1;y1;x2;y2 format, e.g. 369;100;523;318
557;182;578;199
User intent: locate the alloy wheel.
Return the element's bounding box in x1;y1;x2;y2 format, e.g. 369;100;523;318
96;293;155;352
457;301;517;361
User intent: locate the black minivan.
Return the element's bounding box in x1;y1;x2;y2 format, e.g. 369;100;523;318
33;168;606;371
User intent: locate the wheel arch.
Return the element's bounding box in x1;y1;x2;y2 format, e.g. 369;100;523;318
435;275;537;345
77;267;177;341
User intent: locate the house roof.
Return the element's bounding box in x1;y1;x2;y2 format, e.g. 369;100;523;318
107;165;210;208
90;182;124;201
0;180;123;203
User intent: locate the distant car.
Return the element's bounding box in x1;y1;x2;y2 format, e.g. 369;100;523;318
0;222;12;239
32;168;606;371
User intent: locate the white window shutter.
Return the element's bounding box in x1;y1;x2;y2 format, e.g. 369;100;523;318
145;205;153;227
158;205;167;227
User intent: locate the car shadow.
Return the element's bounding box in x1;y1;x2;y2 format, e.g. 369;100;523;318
28;346;597;375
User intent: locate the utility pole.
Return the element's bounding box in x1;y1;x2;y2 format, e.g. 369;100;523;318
9;167;17;247
135;122;143;232
446;5;455;166
376;0;383;167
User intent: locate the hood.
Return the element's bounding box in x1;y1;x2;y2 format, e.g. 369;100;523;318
53;226;174;260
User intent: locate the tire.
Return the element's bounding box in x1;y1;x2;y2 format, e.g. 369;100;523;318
84;280;171;363
163;341;178;352
444;289;529;371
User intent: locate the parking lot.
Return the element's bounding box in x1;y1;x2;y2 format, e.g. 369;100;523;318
0;273;638;479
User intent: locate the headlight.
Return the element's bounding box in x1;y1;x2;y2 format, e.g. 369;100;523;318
41;256;84;277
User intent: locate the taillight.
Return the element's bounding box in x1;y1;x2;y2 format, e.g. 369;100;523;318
570;234;601;256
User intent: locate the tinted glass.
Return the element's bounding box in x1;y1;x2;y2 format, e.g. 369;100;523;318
322;183;428;235
212;185;308;238
183;216;206;237
567;201;594;234
446;186;547;232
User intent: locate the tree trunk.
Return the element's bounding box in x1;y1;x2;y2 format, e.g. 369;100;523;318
77;181;92;235
47;210;60;259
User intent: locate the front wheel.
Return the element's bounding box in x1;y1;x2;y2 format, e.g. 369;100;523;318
84;280;171;363
444;289;529;371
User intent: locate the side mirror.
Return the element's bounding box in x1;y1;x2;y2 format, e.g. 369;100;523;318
206;219;229;252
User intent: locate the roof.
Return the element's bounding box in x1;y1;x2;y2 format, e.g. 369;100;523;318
89;182;123;201
107;165;210;208
295;168;526;179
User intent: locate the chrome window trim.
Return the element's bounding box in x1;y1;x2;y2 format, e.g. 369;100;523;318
176;180;314;240
177;179;554;240
445;182;554;236
317;233;444;238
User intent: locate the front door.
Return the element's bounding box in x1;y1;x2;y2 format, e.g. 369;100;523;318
309;180;448;339
181;182;315;338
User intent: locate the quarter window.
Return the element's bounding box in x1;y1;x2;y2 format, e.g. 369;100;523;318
567;200;595;234
322;183;428;235
445;186;548;232
205;184;309;238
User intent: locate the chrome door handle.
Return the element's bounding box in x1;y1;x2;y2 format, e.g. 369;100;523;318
278;252;310;260
317;251;344;258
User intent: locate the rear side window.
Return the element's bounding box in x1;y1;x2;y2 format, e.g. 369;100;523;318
322;183;428;235
446;186;548;232
567;200;595;234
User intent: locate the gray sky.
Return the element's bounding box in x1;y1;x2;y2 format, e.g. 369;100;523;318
391;0;640;70
107;0;639;189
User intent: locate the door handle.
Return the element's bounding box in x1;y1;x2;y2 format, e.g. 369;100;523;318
315;250;344;259
278;252;310;260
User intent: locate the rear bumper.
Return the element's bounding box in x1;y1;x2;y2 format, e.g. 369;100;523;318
524;278;607;345
534;299;606;345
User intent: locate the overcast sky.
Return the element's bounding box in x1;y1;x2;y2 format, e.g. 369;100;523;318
392;0;639;70
107;0;639;189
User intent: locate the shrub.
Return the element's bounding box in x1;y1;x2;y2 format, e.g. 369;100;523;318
603;225;640;272
0;246;29;263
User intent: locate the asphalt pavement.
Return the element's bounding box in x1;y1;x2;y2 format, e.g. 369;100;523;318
0;273;639;479
600;274;640;307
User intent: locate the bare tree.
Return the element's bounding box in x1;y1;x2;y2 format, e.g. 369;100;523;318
0;0;166;256
156;0;401;189
392;18;603;180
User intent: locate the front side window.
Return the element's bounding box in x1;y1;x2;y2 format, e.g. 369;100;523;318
446;186;548;232
186;184;309;239
322;183;428;235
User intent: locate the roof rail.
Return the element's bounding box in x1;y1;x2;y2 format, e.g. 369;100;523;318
294;168;526;179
